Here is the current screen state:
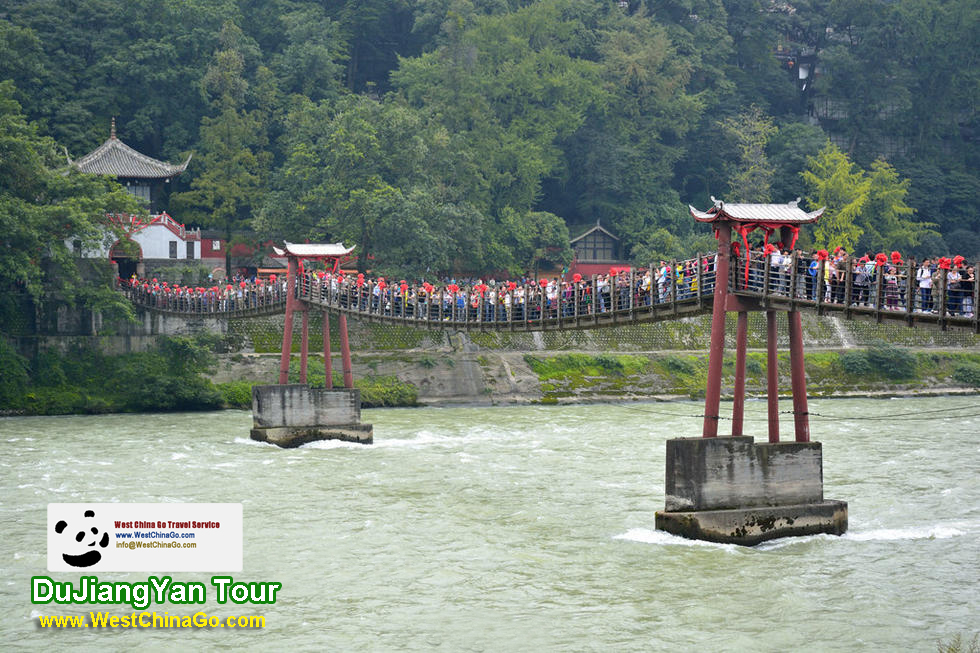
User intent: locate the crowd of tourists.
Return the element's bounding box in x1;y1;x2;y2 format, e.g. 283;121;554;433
120;246;975;320
735;246;975;317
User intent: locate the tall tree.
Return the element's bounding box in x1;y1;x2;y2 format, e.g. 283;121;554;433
171;22;271;277
0;81;139;317
802;143;868;251
720;106;777;202
858;159;937;255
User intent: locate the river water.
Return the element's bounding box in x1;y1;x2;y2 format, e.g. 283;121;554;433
2;397;977;651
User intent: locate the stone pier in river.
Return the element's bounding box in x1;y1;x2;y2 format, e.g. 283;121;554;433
250;385;373;447
654;436;847;545
654;200;847;545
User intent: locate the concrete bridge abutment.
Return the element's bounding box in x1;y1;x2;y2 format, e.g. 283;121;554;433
654;436;847;545
250;384;373;448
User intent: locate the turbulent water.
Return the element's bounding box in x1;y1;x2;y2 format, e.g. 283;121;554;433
2;397;978;651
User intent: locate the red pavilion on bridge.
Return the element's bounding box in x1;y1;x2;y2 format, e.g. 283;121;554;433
690;197;823;442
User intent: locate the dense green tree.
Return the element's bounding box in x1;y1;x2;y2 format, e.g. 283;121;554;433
720;106;776;202
272;6;348;102
0;81;140;313
259;95;486;275
803;143;936;255
768;121;828;203
802;143;868;251
171;22;271;276
1;0;976;276
858;159;938;256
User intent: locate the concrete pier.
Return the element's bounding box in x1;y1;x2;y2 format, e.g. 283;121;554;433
655;436;847;545
250;384;373;447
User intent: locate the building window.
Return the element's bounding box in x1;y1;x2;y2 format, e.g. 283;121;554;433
211;240;221;251
187;241;195;259
73;240;82;256
126;184;151;203
576;233;614;261
169;241;177;258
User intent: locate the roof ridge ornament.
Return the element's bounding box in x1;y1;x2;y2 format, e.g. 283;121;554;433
111;117;116;140
710;196;722;209
789;197;801;208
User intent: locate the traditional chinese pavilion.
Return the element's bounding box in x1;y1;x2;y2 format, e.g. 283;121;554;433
69;120;202;277
688;196;823;441
71;118;191;212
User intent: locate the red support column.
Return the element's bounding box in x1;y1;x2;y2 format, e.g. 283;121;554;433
299;307;309;384
766;310;780;443
702;222;731;437
731;311;748;436
339;313;354;389
788;310;810;442
323;311;333;388
277;256;299;384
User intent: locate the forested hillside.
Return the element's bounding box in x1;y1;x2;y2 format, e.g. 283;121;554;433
1;0;976;280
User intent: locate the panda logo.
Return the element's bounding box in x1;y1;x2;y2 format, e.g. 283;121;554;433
54;509;110;568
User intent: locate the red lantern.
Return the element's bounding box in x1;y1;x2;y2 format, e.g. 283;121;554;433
875;253;887;267
507;281;517;291
764;243;777;255
226;284;232;291
539;278;549;287
891;251;903;265
572;273;582;283
953;255;965;267
816;250;829;261
609;267;618;276
239;281;246;288
938;257;951;270
356;277;365;288
270;274;277;282
317;271;325;279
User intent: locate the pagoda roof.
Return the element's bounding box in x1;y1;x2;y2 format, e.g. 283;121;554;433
72;122;191;179
690;197;823;225
272;242;355;259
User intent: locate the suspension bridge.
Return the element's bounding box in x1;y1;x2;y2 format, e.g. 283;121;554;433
116;200;978;544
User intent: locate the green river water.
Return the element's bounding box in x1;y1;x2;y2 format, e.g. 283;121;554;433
2;397;977;651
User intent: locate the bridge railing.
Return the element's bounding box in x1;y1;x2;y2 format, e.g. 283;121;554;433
117;250;977;333
120;282;288;316
296;256;718;331
731;251;978;331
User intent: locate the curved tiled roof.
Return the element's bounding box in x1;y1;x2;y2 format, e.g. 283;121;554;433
73;135;191;179
272;242;356;258
690;197;823;224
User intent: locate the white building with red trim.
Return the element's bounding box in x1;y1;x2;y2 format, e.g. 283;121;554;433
68;120;210;276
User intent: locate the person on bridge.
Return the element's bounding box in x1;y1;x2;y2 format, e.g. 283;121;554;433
917;259;934;313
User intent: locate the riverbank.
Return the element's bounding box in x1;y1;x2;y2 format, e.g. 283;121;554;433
2;331;978;416
208;346;980;407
